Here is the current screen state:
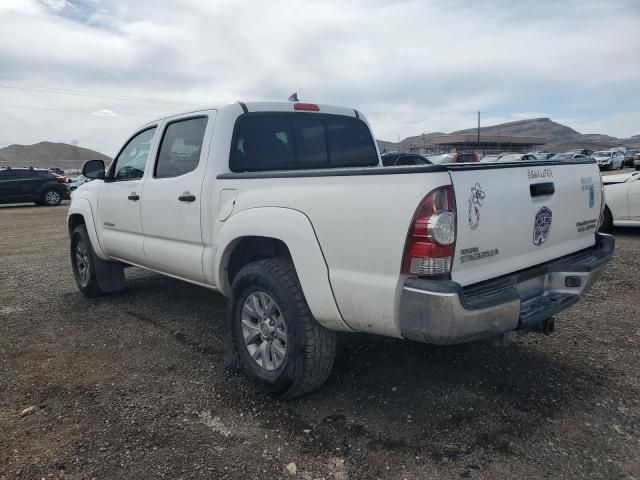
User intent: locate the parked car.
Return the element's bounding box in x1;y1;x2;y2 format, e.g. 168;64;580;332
601;172;640;229
549;153;589;161
381;152;432;167
68;174;95;191
634;153;640;171
531;152;555;160
68;100;613;399
429;152;479;163
480;155;500;163
591;150;625;170
495;153;540;162
567;149;594;157
623;149;640;167
0;167;69;206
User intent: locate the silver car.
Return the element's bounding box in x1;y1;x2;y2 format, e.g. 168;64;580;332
591;151;625;170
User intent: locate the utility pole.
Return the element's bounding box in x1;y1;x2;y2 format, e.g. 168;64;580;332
477;111;480;152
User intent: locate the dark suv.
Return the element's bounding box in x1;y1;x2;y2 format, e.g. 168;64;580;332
381;152;432;167
0;167;69;206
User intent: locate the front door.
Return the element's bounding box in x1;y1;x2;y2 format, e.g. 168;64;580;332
97;126;157;263
140;114;213;283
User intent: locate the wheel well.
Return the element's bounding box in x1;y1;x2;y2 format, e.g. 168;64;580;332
68;214;86;237
227;237;292;286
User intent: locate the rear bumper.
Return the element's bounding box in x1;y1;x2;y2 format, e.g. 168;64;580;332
398;233;614;345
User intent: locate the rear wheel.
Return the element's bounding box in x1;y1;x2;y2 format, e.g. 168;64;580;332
229;258;336;399
42;188;62;206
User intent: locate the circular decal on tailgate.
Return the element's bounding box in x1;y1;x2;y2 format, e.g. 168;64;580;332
533;206;552;246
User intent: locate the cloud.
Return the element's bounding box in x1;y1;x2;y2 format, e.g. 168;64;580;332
90;108;118;117
39;0;66;11
0;0;639;154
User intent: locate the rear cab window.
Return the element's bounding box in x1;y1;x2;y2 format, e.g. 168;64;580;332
154;117;208;178
230;113;378;172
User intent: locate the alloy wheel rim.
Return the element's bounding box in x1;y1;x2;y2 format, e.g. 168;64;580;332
46;191;60;204
241;291;287;371
75;240;90;286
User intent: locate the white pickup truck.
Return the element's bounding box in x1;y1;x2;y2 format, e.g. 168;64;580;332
68;101;614;399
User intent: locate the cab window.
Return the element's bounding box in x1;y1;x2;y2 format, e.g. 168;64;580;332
111;127;157;181
154;117;208;178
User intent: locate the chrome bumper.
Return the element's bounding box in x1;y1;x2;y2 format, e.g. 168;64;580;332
398;233;614;345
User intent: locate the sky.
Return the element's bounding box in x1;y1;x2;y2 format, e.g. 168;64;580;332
0;0;639;156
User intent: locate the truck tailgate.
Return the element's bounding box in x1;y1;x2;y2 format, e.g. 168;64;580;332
449;161;602;286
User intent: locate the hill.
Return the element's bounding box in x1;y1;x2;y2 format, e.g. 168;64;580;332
378;118;640;153
0;142;111;171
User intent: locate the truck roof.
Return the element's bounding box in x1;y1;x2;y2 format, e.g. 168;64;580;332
142;101;361;128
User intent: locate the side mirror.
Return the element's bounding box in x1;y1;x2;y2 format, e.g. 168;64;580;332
82;160;105;180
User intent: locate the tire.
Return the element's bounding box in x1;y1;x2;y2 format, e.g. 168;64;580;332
41;188;62;206
70;225;104;297
599;207;613;232
229;258;336;400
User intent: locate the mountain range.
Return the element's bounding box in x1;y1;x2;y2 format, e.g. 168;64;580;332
1;117;639;171
378;118;640;153
0;142;111;171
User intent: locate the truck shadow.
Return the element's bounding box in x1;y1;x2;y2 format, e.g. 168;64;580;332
70;267;609;462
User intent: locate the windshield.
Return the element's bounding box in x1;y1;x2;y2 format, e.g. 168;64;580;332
550;153;572;160
592;152;611;158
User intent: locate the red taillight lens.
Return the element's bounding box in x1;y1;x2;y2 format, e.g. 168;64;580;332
294;103;320;111
55;175;66;183
401;186;456;276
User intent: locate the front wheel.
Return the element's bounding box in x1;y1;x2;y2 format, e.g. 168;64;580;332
229;258;336;399
70;225;103;297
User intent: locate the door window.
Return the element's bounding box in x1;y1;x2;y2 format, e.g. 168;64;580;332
154;117;208;178
111;127;157;181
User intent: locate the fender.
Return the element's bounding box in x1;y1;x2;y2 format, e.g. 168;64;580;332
210;207;352;332
67;198;109;261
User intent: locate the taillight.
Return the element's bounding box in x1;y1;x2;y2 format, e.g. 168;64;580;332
294;103;320;111
55;175;66;183
401;186;456;276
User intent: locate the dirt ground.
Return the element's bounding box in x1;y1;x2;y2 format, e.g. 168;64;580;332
1;203;639;480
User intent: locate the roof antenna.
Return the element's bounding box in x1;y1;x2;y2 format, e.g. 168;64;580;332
288;92;299;102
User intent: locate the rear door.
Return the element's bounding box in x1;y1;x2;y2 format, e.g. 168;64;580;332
449;161;601;286
0;170;22;200
140;113;214;283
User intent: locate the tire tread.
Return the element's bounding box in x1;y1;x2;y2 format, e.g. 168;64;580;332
230;258;336;399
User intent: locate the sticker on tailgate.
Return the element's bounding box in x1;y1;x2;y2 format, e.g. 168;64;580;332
467;182;486;230
533;207;552;246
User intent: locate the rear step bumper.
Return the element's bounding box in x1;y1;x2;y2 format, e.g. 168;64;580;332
398;233;614;345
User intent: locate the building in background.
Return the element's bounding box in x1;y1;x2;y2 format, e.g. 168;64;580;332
430;134;546;154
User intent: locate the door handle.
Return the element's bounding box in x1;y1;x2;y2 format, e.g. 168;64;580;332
178;194;196;202
128;193;140;201
530;182;554;197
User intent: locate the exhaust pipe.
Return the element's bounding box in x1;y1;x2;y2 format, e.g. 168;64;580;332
519;316;556;335
542;317;555;336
